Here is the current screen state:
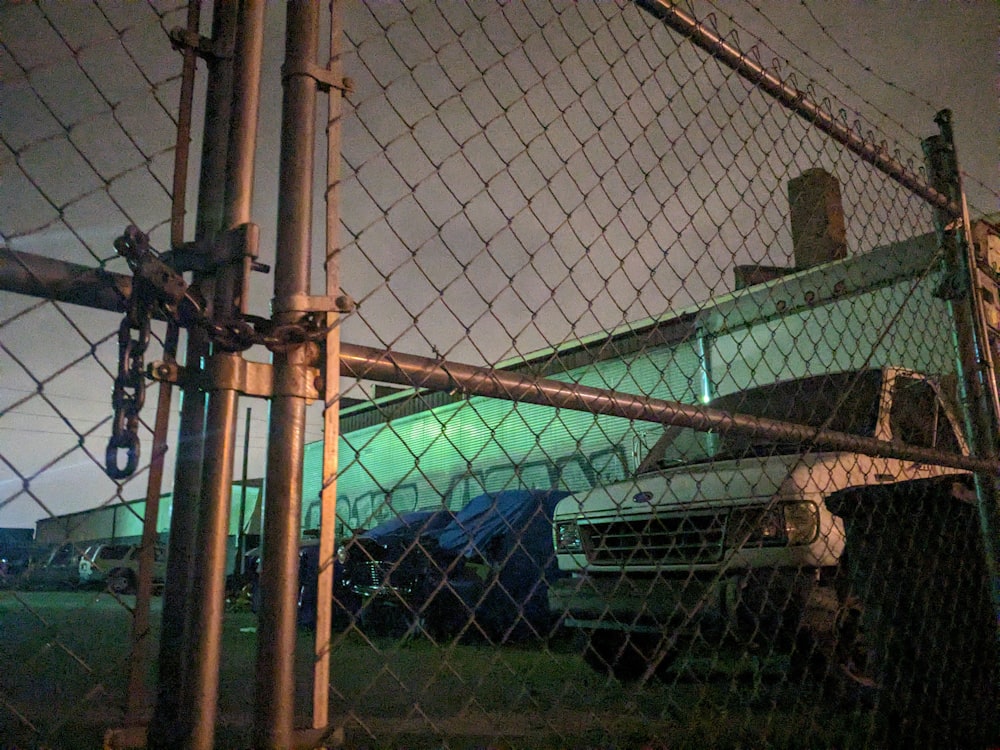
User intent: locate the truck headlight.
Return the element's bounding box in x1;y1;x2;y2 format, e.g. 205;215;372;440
336;545;349;565
554;521;583;553
781;501;820;545
729;501;818;548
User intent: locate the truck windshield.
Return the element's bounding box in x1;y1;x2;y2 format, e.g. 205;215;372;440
640;370;883;471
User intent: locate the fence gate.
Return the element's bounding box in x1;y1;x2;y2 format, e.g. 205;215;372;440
1;2;998;749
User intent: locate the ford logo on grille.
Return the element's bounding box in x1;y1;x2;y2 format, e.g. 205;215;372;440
633;491;653;504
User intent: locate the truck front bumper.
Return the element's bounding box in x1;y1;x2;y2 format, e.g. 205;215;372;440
548;568;820;636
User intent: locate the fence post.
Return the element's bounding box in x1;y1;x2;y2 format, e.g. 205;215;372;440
253;2;321;746
184;3;267;749
922;109;1000;629
148;1;235;745
313;0;346;733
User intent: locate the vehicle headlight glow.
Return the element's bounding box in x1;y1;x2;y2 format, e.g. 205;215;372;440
336;545;349;565
554;521;583;553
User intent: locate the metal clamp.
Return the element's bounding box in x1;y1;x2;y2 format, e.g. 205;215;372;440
271;292;356;315
169;27;231;60
163;223;265;275
149;356;320;402
282;62;354;96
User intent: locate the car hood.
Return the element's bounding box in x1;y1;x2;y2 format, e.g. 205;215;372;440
429;489;571;559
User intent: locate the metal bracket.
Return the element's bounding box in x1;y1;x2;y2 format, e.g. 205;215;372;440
282;62;354;96
114;226;203;325
147;360;189;388
149;354;320;401
134;253;191;307
168;27;232;60
163;223;266;275
207;355;275;398
272;292;356;315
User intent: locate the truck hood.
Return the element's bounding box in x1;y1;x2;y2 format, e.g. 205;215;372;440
554;453;848;571
555;453;818;521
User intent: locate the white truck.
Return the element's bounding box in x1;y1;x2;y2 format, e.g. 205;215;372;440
547;226;999;693
547;201;1000;745
548;365;971;679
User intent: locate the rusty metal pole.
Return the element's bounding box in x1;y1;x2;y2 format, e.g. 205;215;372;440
149;2;236;746
123;324;177;727
253;2;319;746
123;0;204;729
313;0;345;732
633;0;959;218
337;342;1000;475
183;2;267;749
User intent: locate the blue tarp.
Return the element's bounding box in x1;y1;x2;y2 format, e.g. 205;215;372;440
362;509;453;541
431;489;571;558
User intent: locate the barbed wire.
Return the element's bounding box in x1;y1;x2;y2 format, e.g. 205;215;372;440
728;0;1000;211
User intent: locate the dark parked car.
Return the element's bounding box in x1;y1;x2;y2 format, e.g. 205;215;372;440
12;542;82;590
243;539;350;626
346;489;571;643
297;509;455;630
0;543;34;581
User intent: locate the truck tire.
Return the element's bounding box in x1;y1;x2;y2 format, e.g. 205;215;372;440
108;568;136;596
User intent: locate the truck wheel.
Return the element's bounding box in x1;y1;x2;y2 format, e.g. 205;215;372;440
108;569;136;595
582;631;666;681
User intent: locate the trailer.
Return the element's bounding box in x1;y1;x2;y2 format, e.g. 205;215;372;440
300;227;954;543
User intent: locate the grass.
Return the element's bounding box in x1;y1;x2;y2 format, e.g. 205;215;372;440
0;591;883;750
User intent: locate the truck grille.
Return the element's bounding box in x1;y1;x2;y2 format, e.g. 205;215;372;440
354;560;384;589
581;510;727;565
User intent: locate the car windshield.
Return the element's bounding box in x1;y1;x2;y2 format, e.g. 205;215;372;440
639;370;883;471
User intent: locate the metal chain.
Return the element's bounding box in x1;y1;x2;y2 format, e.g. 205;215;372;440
205;314;329;354
106;264;152;479
104;226;331;478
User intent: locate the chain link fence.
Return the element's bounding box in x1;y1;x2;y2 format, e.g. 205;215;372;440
1;2;188;745
1;1;998;749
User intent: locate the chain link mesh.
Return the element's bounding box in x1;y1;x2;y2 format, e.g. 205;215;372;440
0;2;184;745
1;1;998;748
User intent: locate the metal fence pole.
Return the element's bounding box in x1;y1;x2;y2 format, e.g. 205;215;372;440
923;110;1000;628
254;2;320;746
313;0;345;733
184;2;267;749
633;0;960;219
123;323;177;727
337;342;1000;475
149;2;237;745
123;0;203;731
